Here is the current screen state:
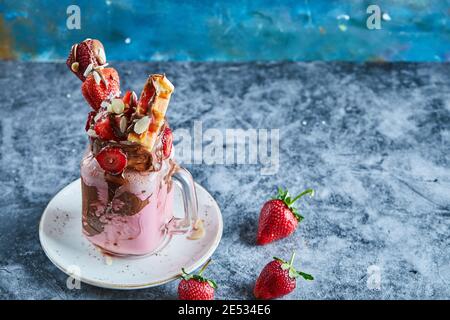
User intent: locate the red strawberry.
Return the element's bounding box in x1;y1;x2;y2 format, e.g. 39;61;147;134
178;259;217;300
122;90;138;117
94;114;116;141
85;111;96;131
66;39;106;81
123;90;137;107
111;114;128;140
95;146;127;175
257;187;314;245
137;78;156;115
81;68;120;111
161;126;173;159
254;253;313;299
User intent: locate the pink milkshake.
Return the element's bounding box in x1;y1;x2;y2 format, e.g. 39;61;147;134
81;148;175;255
67;38;197;257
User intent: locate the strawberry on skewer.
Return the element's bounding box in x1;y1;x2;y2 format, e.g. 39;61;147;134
66;38;106;81
81;67;120;111
257;187;314;245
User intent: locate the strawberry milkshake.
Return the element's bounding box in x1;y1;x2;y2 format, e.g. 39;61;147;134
67;39;197;256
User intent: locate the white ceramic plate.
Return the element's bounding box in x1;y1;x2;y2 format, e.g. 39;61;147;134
39;178;223;289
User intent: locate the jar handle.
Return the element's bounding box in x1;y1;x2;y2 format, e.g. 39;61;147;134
168;166;198;234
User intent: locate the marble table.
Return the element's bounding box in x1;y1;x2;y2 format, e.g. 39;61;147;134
0;61;449;299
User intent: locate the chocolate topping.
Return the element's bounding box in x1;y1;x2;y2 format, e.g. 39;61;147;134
91;121;168;173
81;179;105;236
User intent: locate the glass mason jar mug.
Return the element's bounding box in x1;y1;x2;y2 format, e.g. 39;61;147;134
80;141;198;257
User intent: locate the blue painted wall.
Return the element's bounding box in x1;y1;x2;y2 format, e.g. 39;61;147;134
1;0;449;61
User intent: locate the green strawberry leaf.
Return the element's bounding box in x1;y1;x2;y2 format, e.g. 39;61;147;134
207;280;218;289
274;187;314;222
273;256;286;264
180;268;192;280
275;253;315;281
298;271;314;281
179;259;217;290
291;208;304;222
192;274;204;281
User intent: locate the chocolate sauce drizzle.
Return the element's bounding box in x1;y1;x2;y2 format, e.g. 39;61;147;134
82;177;153;236
81;180;105;236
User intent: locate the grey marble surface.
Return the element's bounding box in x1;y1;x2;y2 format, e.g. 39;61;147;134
0;61;449;300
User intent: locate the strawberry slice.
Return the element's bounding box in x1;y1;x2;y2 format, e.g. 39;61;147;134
85;111;96;131
95;147;127;175
161;126;173;159
94;114;116;141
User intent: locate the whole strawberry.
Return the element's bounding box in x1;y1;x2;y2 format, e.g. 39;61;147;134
66;38;106;81
254;253;313;299
81;67;120;111
178;259;217;300
256;187;314;245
